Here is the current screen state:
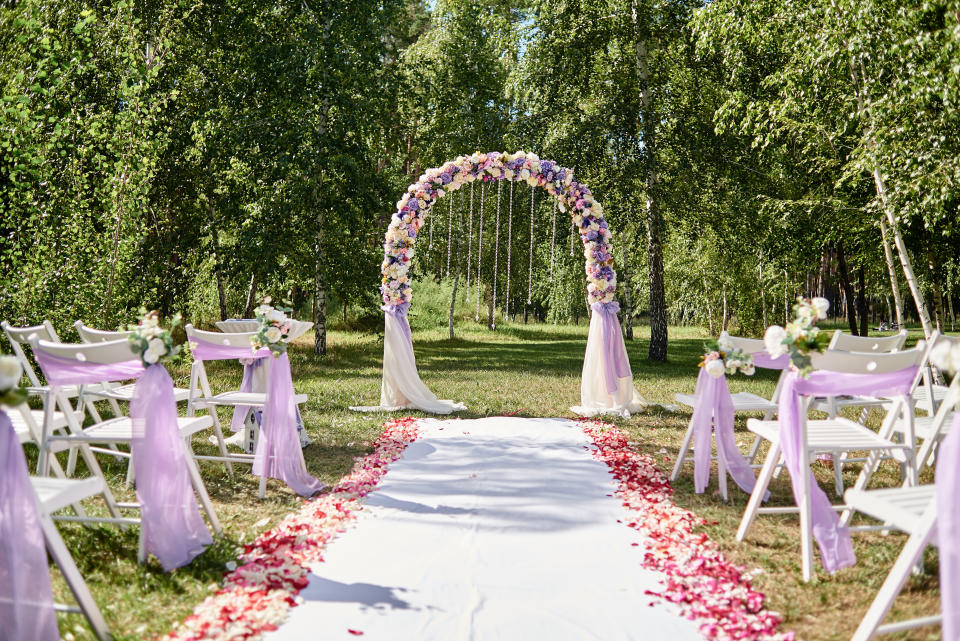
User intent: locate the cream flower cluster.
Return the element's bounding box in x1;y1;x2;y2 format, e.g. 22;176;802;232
127;310;181;367
381;151;616;307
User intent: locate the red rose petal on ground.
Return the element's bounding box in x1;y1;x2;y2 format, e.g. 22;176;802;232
348;629;364;636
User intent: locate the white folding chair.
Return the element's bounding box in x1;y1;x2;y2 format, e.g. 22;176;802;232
890;358;959;475
2;320;126;476
30;336;223;560
33;474;114;641
74;321;191;404
810;330;908;419
185;324;310;498
736;347;926;581
671;335;789;500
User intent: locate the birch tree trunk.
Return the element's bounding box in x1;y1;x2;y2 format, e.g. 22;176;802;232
243;274;258;318
836;242;859;335
926;240;944;332
632;0;668;361
703;276;715;335
879;218;905;328
857;265;868;336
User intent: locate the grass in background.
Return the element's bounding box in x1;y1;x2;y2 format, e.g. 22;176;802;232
43;320;944;640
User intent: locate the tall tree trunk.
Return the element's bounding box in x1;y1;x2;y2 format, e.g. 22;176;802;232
243;274;258;318
313;0;332;356
703;275;715;335
623;253;634;340
842;45;933;337
857;265;868;336
759;259;767;329
926;240;945;332
836;242;859;335
879;218;905;328
632;1;667;361
208;203;228;321
721;284;729;332
314;275;327;356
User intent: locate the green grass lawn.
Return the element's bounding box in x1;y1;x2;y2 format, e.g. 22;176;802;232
42;320;944;641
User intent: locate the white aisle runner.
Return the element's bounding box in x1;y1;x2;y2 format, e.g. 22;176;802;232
267;417;703;641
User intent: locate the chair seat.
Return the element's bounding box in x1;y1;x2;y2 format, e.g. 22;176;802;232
747;417;909;452
32;476;106;514
844;485;936;536
894;413;956;440
674;392;777;413
911;384;951;407
80;415;213;442
9;408;76;432
810;395;889;414
199;391;308;407
88;383;191;404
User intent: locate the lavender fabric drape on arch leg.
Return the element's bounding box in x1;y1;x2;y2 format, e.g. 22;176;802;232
353;303;465;414
0;409;60;641
252;353;325;497
778;366;917;573
131;365;212;571
590;302;631;395
936;412;960;641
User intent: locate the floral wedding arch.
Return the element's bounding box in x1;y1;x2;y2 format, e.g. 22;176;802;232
357;150;647;417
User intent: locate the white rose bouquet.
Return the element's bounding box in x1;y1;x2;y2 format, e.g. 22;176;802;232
763;297;832;378
250;297;293;356
0;353;28;407
127;310;182;367
930;339;960;375
699;331;755;378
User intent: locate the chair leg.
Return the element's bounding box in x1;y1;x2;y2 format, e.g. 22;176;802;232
737;441;780;541
747;434;762;465
833;450;845;497
799;473;814;583
125;457;135;488
670;417;695;482
717;440;729;502
258;474;267;500
183;438;222;535
39;513;112;641
850;521;936;641
207;411;235;480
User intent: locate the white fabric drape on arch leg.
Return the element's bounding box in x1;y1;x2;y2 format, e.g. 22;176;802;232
571;303;648;418
350;304;465;415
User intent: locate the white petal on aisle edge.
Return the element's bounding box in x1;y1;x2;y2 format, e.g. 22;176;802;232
265;417;704;641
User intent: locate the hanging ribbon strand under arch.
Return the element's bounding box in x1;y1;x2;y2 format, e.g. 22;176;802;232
466;181;474;301
550;197;557;283
526;184;535;322
491;179;502;329
505;180;514;320
475;180;486;321
446;188;454;277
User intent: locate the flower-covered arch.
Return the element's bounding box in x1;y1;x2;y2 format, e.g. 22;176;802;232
357;151;647;418
381;151;616;308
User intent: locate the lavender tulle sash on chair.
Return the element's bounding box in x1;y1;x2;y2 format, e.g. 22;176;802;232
936;411;960;640
690;352;787;497
691;369;765;498
33;350;212;571
778;366;918;574
590;302;631;394
131;365;213;570
252;353;325;497
190;337;324;497
0;408;60;641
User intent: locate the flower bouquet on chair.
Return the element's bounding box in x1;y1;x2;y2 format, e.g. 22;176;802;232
251;297;293;356
763;297;831;377
699;332;755;379
127;310;182;366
